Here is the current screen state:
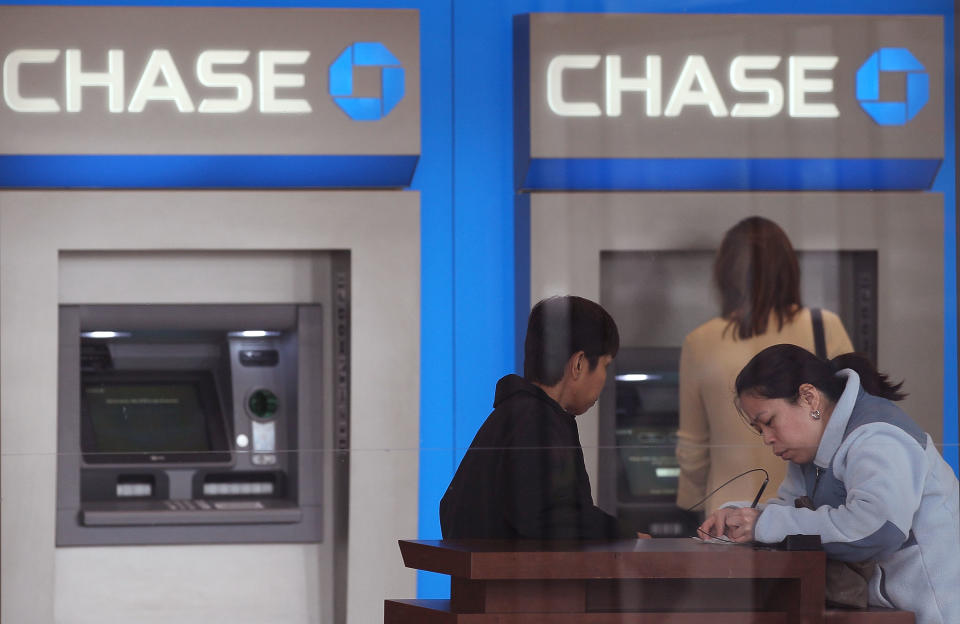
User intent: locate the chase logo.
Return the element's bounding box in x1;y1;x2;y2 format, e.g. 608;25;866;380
329;42;404;121
856;48;929;126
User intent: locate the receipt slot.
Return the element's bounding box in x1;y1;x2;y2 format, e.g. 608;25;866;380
56;295;350;546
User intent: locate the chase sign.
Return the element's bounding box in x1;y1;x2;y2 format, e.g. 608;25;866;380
515;14;944;191
0;6;420;163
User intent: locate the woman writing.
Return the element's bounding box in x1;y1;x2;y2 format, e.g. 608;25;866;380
677;216;853;513
701;344;959;624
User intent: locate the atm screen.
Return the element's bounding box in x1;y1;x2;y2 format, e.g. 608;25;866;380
616;424;681;499
611;347;682;502
81;371;231;464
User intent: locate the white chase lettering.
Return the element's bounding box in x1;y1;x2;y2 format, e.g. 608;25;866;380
128;50;194;113
547;53;839;119
1;48;312;114
546;54;601;117
788;56;840;118
258;50;312;114
664;55;727;117
196;50;253;114
729;55;783;117
66;49;125;112
3;49;61;112
605;54;661;116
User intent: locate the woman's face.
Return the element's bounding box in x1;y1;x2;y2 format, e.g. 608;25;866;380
736;388;825;464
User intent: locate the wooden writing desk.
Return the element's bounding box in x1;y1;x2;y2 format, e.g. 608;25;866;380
385;539;913;624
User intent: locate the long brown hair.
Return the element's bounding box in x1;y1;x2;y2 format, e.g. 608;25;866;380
714;216;802;340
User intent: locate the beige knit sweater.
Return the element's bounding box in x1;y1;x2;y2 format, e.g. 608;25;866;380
676;307;854;514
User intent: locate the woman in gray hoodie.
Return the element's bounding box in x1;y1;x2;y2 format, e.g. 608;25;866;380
701;344;959;624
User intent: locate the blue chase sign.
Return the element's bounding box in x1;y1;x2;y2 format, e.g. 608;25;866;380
0;7;421;187
514;14;944;191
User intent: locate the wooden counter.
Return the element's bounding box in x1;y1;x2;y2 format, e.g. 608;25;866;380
385;539;913;624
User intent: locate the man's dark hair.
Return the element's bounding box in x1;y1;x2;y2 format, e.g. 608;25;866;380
523;296;619;386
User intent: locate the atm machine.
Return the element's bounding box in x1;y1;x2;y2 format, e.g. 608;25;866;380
52;259;351;623
56;271;349;546
53;255;352;623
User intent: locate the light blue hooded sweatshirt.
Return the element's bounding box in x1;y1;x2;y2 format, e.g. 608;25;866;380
754;369;960;624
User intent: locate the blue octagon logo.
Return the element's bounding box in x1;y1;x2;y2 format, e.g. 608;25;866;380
856;48;929;126
329;42;404;121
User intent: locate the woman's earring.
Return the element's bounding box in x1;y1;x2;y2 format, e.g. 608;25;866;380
811;409;821;420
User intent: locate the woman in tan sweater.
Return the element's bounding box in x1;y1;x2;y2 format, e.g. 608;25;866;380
676;216;853;514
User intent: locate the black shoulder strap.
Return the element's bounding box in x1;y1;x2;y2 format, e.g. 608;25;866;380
811;307;826;360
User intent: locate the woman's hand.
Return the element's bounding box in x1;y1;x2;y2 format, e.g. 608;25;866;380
698;507;760;543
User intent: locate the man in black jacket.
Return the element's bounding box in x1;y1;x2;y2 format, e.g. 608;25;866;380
439;296;620;539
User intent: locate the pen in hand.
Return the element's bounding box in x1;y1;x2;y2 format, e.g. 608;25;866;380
749;477;769;509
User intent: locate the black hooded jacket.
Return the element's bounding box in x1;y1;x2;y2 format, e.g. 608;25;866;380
439;374;619;539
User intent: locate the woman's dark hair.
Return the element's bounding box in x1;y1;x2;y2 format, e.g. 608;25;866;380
714;216;802;340
735;344;906;403
523;296;620;386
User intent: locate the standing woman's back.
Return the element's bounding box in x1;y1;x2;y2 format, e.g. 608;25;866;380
675;217;854;513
